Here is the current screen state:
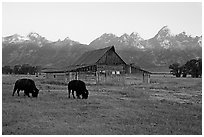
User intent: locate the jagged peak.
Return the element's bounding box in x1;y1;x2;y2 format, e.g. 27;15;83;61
154;25;172;40
13;33;21;37
130;32;143;40
3;33;29;43
121;33;130;37
5;33;23;39
101;33;117;38
64;37;71;41
158;26;170;34
130;32;139;37
27;32;41;38
120;33;130;41
61;36;80;45
27;32;51;43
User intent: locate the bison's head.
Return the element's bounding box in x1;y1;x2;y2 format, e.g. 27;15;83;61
32;89;39;97
82;89;89;99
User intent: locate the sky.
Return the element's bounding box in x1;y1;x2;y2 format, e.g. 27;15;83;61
2;2;202;44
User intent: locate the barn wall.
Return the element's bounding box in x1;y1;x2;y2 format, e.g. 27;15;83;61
98;73;125;85
66;72;77;82
97;65;125;72
131;68;144;74
75;65;97;72
66;70;125;85
143;73;150;84
77;72;96;84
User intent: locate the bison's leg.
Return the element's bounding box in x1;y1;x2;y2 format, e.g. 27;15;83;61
76;94;81;99
12;86;17;96
72;90;76;99
75;91;81;99
27;92;31;97
24;90;31;97
17;89;21;96
68;89;71;98
23;91;27;96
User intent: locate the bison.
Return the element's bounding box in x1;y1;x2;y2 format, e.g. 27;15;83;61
12;78;39;97
68;80;89;99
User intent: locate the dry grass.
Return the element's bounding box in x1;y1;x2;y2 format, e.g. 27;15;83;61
2;74;202;135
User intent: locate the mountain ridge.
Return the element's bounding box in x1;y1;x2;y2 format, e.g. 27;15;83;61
2;26;202;71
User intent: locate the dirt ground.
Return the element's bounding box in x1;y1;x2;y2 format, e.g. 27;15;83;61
2;74;202;135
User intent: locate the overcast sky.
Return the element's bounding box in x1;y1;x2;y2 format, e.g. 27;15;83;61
2;2;202;44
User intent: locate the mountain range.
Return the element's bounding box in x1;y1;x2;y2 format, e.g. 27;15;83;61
2;26;202;72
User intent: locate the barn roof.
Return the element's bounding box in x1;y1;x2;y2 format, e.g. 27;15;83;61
128;64;151;74
71;46;117;66
41;67;65;73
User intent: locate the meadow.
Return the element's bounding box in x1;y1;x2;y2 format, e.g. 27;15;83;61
2;74;202;135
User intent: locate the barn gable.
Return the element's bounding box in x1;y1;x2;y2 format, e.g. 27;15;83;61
71;46;126;66
96;46;126;65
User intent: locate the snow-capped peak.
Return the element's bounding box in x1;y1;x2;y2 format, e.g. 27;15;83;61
2;32;51;46
27;32;51;44
156;26;172;40
64;37;71;41
158;26;171;36
198;36;202;47
120;33;130;40
101;33;117;38
121;33;130;37
27;32;40;38
96;33;117;41
3;34;29;43
130;32;143;41
62;36;80;46
130;32;139;37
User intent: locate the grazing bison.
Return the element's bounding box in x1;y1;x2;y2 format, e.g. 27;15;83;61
68;80;89;99
12;78;39;97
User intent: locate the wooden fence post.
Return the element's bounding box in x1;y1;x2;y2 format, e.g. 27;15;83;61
96;71;99;84
75;72;78;80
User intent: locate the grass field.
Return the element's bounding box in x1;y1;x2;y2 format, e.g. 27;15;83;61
2;74;202;135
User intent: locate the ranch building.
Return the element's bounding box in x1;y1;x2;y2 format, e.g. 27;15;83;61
43;46;151;84
42;69;66;81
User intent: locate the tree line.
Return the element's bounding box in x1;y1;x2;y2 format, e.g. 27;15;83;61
2;64;41;75
169;58;202;78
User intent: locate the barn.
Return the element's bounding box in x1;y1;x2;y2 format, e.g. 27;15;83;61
43;46;151;84
66;46;126;84
66;46;151;84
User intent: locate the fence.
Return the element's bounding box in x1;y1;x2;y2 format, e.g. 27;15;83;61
66;72;148;85
45;71;150;85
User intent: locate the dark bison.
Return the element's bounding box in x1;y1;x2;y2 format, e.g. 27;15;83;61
12;78;39;97
68;80;89;99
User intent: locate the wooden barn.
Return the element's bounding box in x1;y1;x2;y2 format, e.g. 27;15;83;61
66;46;151;84
66;46;127;84
43;46;151;84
